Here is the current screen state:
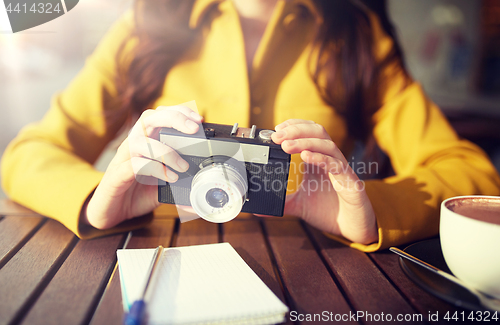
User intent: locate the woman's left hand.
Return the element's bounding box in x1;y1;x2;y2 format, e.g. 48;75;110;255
271;119;378;245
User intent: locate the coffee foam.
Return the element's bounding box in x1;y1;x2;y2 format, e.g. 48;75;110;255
446;197;500;226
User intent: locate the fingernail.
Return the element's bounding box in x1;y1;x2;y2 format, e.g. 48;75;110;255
285;139;296;146
177;157;189;171
165;168;178;182
185;119;198;130
274;130;286;139
190;111;202;120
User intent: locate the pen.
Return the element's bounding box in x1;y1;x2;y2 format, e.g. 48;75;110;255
124;245;165;325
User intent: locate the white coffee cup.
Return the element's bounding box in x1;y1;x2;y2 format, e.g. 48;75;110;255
440;195;500;299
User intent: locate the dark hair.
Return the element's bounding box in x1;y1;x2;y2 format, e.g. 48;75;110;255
116;0;407;141
115;0;197;118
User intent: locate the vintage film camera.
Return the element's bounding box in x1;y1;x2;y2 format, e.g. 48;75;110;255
158;123;291;223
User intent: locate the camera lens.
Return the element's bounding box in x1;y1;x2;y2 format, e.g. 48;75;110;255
206;188;229;208
190;158;248;223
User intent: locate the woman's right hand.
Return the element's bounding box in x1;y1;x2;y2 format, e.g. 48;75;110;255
82;105;203;229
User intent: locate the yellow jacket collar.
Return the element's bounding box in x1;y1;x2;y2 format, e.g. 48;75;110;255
189;0;321;29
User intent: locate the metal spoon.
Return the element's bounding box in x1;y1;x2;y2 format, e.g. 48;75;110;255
390;247;500;311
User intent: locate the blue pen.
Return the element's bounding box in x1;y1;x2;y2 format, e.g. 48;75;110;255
124;245;165;325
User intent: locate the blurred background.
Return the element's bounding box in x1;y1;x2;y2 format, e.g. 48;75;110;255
1;0;499;200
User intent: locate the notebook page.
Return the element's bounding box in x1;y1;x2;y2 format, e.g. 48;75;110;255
117;243;288;325
117;248;156;311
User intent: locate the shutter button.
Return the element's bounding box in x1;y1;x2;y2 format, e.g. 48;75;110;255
258;130;275;141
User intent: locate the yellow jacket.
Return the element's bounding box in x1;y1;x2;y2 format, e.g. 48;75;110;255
2;0;500;251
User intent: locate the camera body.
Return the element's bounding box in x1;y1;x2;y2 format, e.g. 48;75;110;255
158;122;290;222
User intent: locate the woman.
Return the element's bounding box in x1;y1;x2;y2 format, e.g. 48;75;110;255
2;0;499;251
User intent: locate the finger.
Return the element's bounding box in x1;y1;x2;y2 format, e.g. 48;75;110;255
301;150;351;176
275;119;315;131
128;135;189;172
281;138;346;163
301;151;364;193
131;156;179;184
130;108;202;139
142;108;201;135
112;138;133;164
272;122;329;144
155;105;204;122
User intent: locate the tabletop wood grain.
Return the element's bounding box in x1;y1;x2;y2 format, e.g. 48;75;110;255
0;200;487;325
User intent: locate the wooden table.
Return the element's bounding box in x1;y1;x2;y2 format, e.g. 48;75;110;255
0;200;487;325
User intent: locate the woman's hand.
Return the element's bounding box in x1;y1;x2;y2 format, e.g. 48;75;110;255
271;119;378;245
83;105;203;230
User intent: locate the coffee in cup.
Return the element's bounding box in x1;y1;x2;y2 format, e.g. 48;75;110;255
440;195;500;299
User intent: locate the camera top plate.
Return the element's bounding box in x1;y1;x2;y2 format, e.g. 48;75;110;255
159;123;289;164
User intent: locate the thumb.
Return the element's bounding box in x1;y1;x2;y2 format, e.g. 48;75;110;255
324;158;367;203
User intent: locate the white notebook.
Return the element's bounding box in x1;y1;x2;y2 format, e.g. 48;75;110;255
117;243;289;325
